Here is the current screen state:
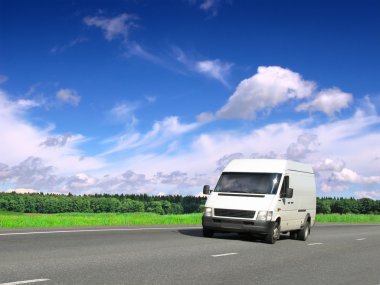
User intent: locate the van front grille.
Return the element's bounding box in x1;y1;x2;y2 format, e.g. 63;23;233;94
214;208;255;219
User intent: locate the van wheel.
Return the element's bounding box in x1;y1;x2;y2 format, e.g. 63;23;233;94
265;222;280;244
298;221;310;241
289;231;298;240
203;228;214;238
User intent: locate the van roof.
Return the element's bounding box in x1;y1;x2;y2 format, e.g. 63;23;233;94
223;159;314;174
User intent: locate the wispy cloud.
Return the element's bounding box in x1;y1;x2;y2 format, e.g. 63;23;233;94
174;47;233;86
189;0;232;17
84;13;137;42
105;101;139;126
0;75;8;84
56;89;81;106
50;37;88;55
101;116;202;156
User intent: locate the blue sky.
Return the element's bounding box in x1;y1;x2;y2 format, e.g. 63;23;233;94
1;0;380;199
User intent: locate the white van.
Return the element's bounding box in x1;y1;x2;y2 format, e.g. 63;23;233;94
202;159;316;244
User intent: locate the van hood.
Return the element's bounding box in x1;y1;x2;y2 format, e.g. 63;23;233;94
205;192;276;212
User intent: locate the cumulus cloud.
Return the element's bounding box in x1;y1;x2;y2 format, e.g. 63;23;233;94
296;87;353;116
331;168;380;184
0;157;63;191
217;66;316;119
286;133;318;160
320;182;349;193
56;89;81;106
84;13;137;42
314;158;346;172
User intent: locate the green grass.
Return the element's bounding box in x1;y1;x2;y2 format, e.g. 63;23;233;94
0;212;379;229
316;213;380;223
0;211;202;228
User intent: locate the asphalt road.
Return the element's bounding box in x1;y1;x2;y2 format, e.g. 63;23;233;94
0;224;379;285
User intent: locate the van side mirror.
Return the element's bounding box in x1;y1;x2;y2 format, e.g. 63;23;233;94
286;188;293;198
203;185;211;195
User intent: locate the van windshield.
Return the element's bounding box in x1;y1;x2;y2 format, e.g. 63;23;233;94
214;172;282;195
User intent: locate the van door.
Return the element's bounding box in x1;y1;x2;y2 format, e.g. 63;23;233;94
277;175;298;231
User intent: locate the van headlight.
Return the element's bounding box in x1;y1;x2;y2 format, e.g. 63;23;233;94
256;211;273;221
203;207;212;217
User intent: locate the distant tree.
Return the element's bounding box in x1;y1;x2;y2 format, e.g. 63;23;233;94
120;199;144;213
146;201;164;215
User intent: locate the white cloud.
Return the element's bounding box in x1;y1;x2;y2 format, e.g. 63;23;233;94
6;188;38;194
16;99;41;109
126;42;162;64
320;183;349;193
286;133;318;160
106;102;138;126
217;66;316;119
296;87;353;116
102;116;202;156
331;168;380;184
50;37;87;54
354;191;380;200
189;0;229;16
314;158;346;172
0;75;8;84
40;133;73;147
195;59;232;86
84;13;136;42
0;90;104;175
174;47;232;85
56;89;81;106
196;112;214;123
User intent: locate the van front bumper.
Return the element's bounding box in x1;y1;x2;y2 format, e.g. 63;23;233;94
202;216;275;234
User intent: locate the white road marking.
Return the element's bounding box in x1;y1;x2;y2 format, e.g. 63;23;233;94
212;252;238;257
0;227;201;237
0;278;50;285
307;242;323;246
356;238;366;241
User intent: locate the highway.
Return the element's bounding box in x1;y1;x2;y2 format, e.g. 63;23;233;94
0;224;379;285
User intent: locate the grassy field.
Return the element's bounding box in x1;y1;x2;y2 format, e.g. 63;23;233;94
0;212;379;228
316;213;380;223
0;212;202;228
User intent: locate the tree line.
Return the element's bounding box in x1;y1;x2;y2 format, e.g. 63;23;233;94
0;192;205;215
317;197;380;214
0;193;379;214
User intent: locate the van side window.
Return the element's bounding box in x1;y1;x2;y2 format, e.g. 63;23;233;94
280;176;289;198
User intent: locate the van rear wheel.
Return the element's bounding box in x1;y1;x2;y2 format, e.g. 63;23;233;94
265;222;280;244
298;221;310;241
203;227;214;238
289;231;298;240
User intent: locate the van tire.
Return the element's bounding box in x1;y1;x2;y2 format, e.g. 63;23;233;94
289;231;298;240
265;222;280;244
203;228;214;238
298;221;310;241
